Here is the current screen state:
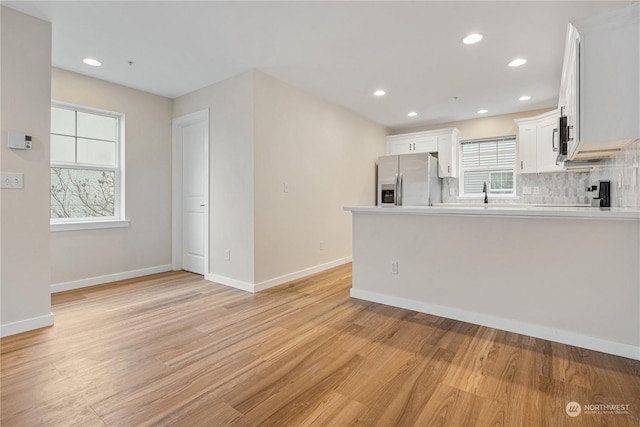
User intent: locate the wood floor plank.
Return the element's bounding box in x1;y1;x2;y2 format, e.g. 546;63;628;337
413;382;506;427
2;264;639;426
298;391;366;427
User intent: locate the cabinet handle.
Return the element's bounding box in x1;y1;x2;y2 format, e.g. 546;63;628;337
447;165;450;173
521;160;524;169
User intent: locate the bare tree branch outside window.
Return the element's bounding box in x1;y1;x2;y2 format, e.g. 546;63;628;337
50;168;115;218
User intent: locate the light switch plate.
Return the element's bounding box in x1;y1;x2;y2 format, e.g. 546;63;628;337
1;172;23;189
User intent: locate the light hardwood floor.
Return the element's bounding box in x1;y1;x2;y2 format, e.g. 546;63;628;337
1;264;639;426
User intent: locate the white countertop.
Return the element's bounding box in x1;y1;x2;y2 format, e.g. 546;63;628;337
344;204;640;220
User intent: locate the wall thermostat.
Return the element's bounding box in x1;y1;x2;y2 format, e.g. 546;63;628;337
7;131;32;150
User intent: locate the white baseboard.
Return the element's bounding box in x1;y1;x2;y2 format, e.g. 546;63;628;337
51;265;173;294
206;257;352;293
1;312;54;338
205;273;255;292
350;288;640;361
254;256;352;292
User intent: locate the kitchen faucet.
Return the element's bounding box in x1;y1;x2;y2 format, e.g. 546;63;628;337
482;182;488;204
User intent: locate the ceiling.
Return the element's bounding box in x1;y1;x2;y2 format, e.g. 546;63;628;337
4;1;631;130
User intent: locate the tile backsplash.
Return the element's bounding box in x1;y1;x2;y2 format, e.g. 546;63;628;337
442;139;640;207
590;139;640;208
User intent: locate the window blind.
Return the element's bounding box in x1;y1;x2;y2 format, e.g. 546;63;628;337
461;136;516;194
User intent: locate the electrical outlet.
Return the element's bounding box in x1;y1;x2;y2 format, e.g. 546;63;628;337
319;240;325;251
523;186;531;195
224;249;230;261
390;261;398;275
449;187;455;196
533;187;540;195
283;182;289;193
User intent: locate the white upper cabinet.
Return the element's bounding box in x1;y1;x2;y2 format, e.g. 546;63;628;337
387;134;438;155
517;123;538;174
436;131;459;178
386;128;459;178
387;135;415;155
413;135;439;154
559;4;639;160
515;109;563;174
537;114;563;173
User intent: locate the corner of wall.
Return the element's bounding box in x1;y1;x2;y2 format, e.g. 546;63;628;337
1;6;53;335
173;70;257;285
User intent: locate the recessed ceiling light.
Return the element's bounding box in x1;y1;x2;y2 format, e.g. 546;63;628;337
373;90;386;97
463;33;483;44
82;58;102;67
408;112;418;117
509;58;527;67
477;109;489;114
518;95;532;101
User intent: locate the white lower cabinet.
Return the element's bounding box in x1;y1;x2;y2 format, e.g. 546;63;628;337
515;109;563;174
387;128;459;178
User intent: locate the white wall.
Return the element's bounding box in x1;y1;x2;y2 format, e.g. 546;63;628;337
173;72;256;285
253;71;387;284
173;70;387;289
50;68;173;290
0;7;53;335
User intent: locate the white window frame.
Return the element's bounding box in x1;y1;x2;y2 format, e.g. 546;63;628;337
458;135;518;199
50;101;128;232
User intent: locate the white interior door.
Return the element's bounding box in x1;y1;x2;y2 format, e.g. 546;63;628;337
175;113;208;275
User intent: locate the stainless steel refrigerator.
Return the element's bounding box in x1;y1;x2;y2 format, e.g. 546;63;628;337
377;153;442;206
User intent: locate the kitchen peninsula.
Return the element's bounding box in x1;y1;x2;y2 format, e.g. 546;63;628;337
345;205;640;360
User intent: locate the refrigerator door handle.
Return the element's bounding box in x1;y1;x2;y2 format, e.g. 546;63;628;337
398;173;403;206
394;173;399;206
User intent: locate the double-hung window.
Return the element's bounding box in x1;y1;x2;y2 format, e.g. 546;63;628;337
460;135;516;197
50;102;126;230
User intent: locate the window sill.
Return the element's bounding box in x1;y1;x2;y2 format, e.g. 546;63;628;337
51;219;130;232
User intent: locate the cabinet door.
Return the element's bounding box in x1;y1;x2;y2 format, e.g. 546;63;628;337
437;134;458;178
559;27;580;159
537;116;563;172
387;137;413;155
412;135;438;153
517;124;537;174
